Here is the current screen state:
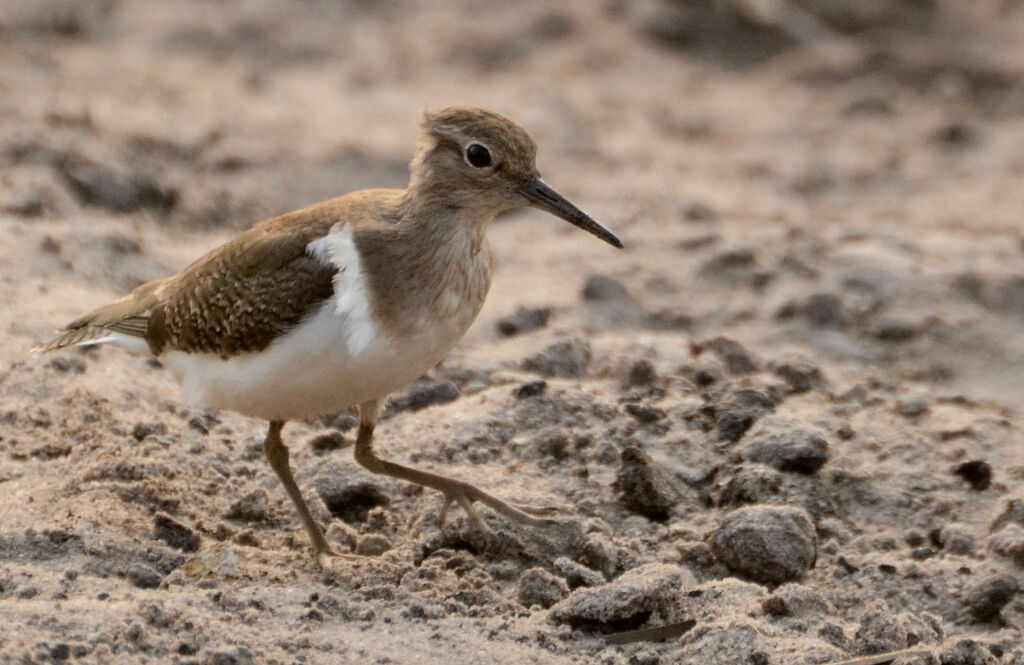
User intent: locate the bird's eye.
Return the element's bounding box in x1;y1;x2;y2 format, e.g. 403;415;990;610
465;143;491;168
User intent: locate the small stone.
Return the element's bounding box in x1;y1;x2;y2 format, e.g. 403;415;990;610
804;293;845;329
550;563;695;627
309;431;347;454
937;524;974;555
513;379;547;399
895;396;929;418
225;489;269;522
853;600;905;654
624;359;658;387
709;505;816;584
965;574;1018;623
132;421;166;441
517;567;569;608
940;640;998;665
615;446;679;520
581;533;619;577
692;358;722;387
522;336;591;378
46;356;86;374
624;403;665;423
153;513;200;552
698;336;758;374
553;557;605;588
384;380;459;415
354;534;391;556
126;564;162;589
496;307;551;337
740;420;829;474
314;464;390;524
684;201;717;221
716;389;775;443
771;359;825;393
954;460;992;491
761;583;833;619
582;274;631;301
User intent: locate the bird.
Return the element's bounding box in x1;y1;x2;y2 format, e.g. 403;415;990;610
34;106;623;566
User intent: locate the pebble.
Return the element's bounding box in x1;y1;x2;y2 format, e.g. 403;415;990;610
715;389;776;443
354;534;392;556
964;574;1018;623
940;640;998;665
615;446;679;521
132;421;166;442
126;563;162;589
698;336;758;374
709;505;816;584
522;336;592;378
153;513;200;552
516;567;569;608
552;557;605;588
771;359;825;393
804;293;846;329
740;419;829;474
761;583;833;620
550;563;695;627
383;380;460;416
225;489;269;523
313;464;390;524
308;431;347;454
895;395;930;418
496;307;551;337
953;460;992;491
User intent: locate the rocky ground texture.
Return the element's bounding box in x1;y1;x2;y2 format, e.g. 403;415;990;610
2;1;1024;663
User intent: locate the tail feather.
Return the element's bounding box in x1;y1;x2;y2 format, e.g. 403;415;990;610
32;278;167;355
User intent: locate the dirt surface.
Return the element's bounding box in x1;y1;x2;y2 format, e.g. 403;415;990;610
2;1;1024;663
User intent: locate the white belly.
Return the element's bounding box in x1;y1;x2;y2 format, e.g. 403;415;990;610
161;298;472;421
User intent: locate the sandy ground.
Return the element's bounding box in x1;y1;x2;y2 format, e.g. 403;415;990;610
2;1;1024;663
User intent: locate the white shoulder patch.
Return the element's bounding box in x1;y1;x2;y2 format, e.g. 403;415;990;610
306;225;378;356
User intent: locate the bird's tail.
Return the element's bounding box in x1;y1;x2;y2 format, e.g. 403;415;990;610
32;278;166;355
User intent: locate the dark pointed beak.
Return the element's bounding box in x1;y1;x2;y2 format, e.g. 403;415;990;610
521;178;623;249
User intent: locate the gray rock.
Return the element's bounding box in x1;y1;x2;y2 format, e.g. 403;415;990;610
965;574;1018;623
225;489;269;523
383;380;460;417
761;583;834;620
804;293;845;329
354;534;391;556
615;446;679;520
852;601;943;655
716;389;776;443
670;620;777;665
940;640;998;665
709;505;816;584
553;557;605;588
516;567;569;608
314;464;390;524
771;359;825;393
126;563;162;589
741;419;829;474
496;307;551;337
522;336;592;378
703;336;759;374
550;563;695;627
153;514;199;553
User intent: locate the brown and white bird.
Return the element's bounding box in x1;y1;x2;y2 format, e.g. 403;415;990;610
35;106;623;566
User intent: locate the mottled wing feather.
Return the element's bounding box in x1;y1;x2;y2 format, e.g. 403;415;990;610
146;229;337;357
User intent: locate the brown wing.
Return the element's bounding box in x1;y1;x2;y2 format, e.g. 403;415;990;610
145;229;337;357
35;191;403;357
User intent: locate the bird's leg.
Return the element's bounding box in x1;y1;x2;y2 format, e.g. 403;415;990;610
262;420;337;567
354;401;558;534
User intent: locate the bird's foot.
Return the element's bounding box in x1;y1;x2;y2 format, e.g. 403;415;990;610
435;478;561;536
